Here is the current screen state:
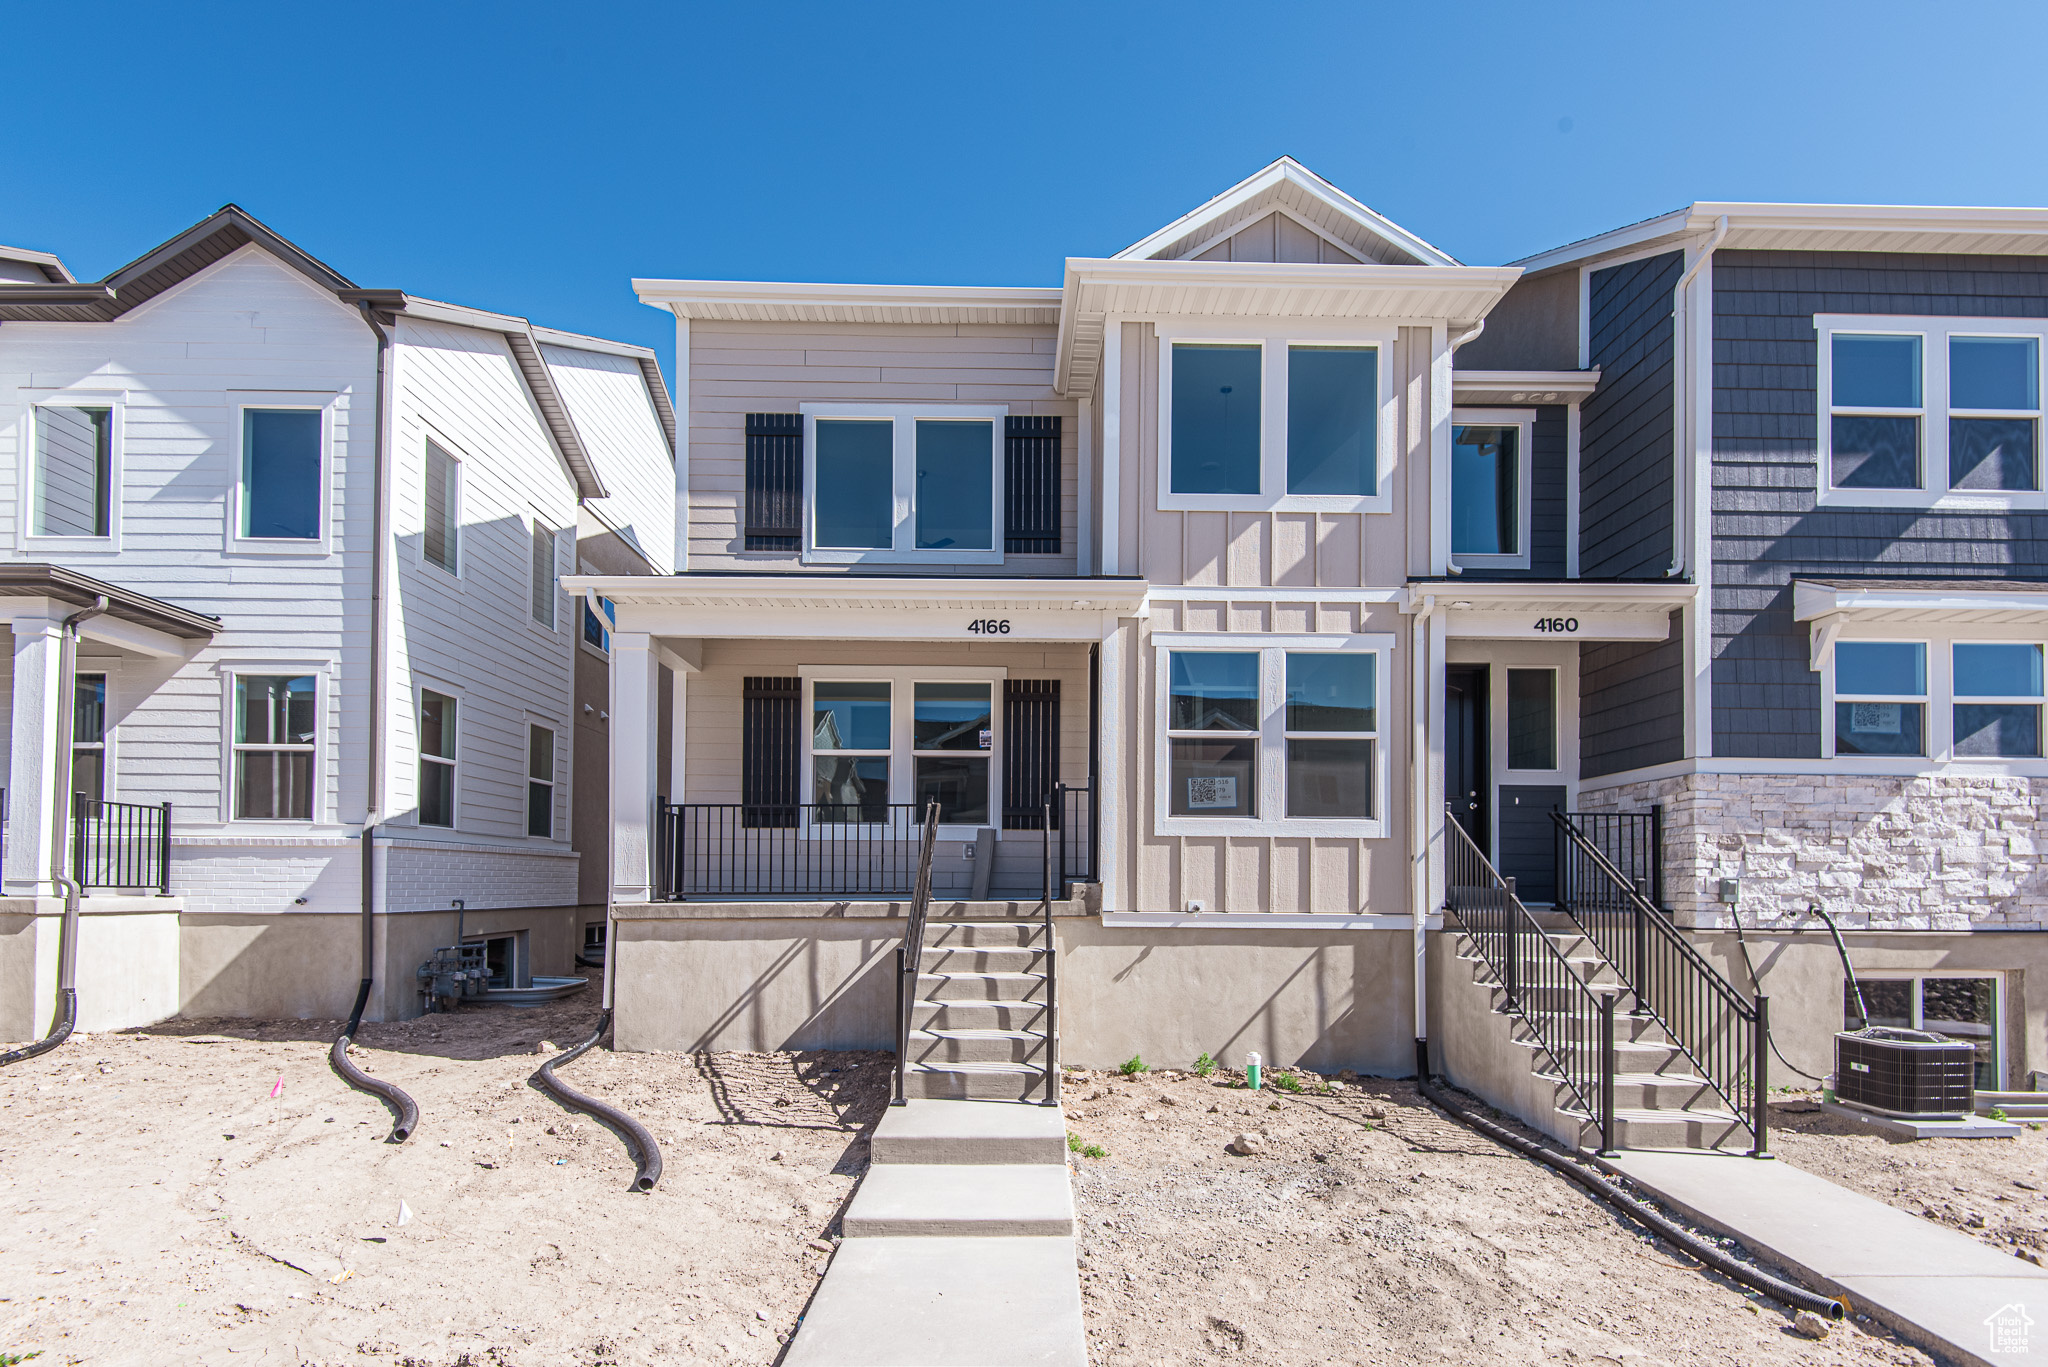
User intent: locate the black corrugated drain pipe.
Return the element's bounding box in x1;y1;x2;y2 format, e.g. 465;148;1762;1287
530;1008;661;1192
1416;1076;1846;1321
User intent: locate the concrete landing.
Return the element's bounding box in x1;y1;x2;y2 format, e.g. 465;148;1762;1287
782;1237;1086;1367
872;1098;1069;1165
1819;1099;2022;1139
843;1163;1075;1237
1602;1148;2048;1366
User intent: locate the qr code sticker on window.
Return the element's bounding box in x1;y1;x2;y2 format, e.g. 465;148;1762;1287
1848;702;1902;735
1187;776;1237;809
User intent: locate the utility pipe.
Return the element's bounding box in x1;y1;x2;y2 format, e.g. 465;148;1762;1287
1667;215;1729;579
1408;593;1438;1081
0;595;108;1068
329;301;419;1143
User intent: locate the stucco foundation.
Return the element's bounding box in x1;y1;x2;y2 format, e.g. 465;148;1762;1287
0;897;183;1040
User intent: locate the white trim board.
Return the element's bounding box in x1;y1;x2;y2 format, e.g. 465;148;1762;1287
1100;912;1438;931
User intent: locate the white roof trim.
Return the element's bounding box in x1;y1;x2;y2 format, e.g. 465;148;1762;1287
1112;157;1460;268
1794;580;2048;626
0;243;72;283
1451;369;1601;403
1402;581;1695;613
1513;202;2048;275
632;278;1062;325
563;574;1149;612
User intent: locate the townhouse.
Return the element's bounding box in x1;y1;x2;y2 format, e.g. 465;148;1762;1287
572;159;2046;1129
0;206;674;1038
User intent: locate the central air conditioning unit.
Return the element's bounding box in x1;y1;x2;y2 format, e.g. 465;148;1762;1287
1834;1027;1975;1118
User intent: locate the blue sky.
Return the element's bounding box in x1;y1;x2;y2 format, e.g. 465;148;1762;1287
6;1;2047;386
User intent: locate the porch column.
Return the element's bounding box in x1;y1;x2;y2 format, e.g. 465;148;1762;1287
7;606;65;897
610;631;661;903
1096;617;1130;912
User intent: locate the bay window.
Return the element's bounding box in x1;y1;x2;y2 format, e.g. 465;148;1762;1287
803;404;1004;563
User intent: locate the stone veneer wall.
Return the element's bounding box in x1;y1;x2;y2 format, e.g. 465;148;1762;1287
1575;773;2047;931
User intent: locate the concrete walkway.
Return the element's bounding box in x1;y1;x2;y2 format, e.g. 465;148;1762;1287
1602;1149;2048;1367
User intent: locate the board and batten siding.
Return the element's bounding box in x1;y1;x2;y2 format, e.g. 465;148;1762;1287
541;343;676;575
1710;249;2048;758
685;321;1078;574
1582;251;1681;580
388;316;580;884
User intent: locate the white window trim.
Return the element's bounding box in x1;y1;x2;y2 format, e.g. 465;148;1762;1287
18;390;125;554
1820;627;2048;764
526;718;558;840
1449;407;1536;570
580;592;615;658
226;392;337;556
71;666;115;802
416;682;463;830
1152;632;1394;838
1815;314;2048;510
213;658;335;826
1854;970;2003;1087
420;434;465;582
796;664;1007;838
799;403;1007;565
1156;321;1397;515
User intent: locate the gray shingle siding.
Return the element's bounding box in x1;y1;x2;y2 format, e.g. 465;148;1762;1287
1580;612;1685;778
1711;248;2048;757
1456;405;1569;580
1582;252;1681;579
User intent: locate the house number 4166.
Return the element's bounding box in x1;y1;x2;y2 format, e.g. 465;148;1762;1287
966;619;1012;634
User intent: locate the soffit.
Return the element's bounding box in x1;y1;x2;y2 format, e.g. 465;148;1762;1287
0;563;220;638
633;279;1063;327
1513;204;2048;276
1451;369;1601;405
1795;578;2048;626
563;574;1150;615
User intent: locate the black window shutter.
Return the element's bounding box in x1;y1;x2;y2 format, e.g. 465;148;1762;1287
1004;416;1061;555
745;414;802;551
1001;679;1060;830
742;676;801;827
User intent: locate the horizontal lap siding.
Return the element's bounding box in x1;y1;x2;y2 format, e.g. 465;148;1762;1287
1582;252;1680;578
540;345;676;574
687;322;1076;574
1579;613;1684;778
1711;249;2048;757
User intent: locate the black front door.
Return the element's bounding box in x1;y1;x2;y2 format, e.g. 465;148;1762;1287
1445;665;1489;857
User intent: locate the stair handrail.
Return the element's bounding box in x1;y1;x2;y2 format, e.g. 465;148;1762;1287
892;800;942;1107
1443;817;1620;1154
1041;796;1060;1107
1550;810;1769;1156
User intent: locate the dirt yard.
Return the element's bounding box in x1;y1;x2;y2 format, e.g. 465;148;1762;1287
0;1000;888;1367
1062;1067;1935;1367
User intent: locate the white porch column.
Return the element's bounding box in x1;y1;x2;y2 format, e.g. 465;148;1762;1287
1096;618;1129;912
609;631;661;903
7;607;65;897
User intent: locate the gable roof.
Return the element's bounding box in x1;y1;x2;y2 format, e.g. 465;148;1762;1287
1113;157;1461;268
0;244;73;284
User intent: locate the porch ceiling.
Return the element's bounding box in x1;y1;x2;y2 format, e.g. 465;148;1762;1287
1405;580;1693;643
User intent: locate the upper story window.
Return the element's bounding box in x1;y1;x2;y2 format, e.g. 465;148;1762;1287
582;594;615;652
1450;410;1534;569
233;673;316;820
240;408;322;541
1818;315;2048;509
1159;326;1391;514
1826;635;2045;761
31;403;113;539
531;522;557;627
802;404;1005;564
423;440;461;575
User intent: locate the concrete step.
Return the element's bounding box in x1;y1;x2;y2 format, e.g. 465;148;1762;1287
908;1027;1047;1067
904;1060;1050;1103
871;1099;1069;1166
1536;1070;1721;1110
1975;1090;2048;1118
924;920;1047;949
1511;1034;1691;1076
780;1236;1086;1367
919;947;1048;974
843;1164;1076;1237
919;970;1047;1003
1561;1104;1752;1152
910;998;1047;1032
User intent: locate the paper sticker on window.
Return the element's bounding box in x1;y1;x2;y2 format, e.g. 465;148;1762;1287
979;728;992;750
1187;776;1237;809
1848;702;1902;735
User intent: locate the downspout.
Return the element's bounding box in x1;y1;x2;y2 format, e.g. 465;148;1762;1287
328;301;418;1143
1441;321;1488;577
0;595;108;1068
1409;592;1438;1080
1666;215;1728;578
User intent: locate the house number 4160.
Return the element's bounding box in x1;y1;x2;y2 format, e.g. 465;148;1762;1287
966;619;1012;634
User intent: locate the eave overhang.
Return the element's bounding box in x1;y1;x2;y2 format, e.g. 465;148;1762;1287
1795;578;2048;626
1403;580;1692;643
632;278;1063;327
0;563;220;650
1450;369;1601;406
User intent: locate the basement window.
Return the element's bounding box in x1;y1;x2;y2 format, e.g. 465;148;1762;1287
1848;974;2000;1090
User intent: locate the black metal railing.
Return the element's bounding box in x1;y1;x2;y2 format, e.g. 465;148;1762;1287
1050;781;1096;894
1445;817;1620;1154
1040;796;1061;1105
73;797;171;894
1551;810;1768;1156
655;803;930;900
1564;808;1663;905
893;801;942;1106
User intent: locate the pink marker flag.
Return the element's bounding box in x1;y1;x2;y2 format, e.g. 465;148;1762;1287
270;1076;284;1098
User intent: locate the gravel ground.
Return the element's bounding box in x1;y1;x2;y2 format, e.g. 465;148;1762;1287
1062;1066;1934;1367
0;1002;889;1366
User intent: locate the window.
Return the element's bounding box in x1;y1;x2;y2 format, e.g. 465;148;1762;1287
423;441;460;573
812;681;890;822
1818;316;2048;505
913;682;992;824
526;723;554;837
1849;975;2000;1090
233;674;316;820
582;595;614;652
1156;637;1388;835
1953;642;2042;758
1171;345;1262;495
1833;642;1926;757
241;409;322;540
1506;668;1558;770
419;690;457;827
1287;347;1377;496
33;404;111;537
531;523;556;627
72;672;107;804
803;405;1004;562
1450;410;1533;567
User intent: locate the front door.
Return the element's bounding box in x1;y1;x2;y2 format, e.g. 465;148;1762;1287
1445;665;1489;857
